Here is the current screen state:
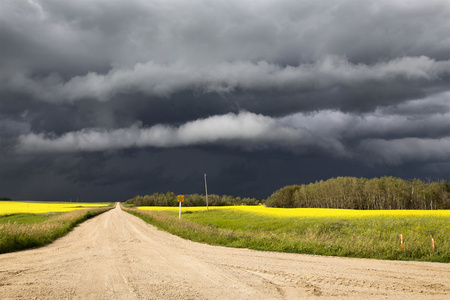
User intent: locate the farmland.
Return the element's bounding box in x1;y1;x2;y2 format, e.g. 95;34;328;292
0;201;113;253
129;205;450;262
0;201;111;216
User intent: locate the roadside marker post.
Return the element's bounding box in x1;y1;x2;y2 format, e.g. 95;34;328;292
177;195;184;219
431;237;435;252
400;233;404;250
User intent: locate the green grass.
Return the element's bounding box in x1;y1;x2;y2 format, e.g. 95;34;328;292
0;213;57;225
123;205;449;262
0;205;114;254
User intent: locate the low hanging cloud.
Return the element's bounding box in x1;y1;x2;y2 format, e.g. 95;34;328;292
16;97;450;166
17;112;326;153
4;55;450;103
280;97;450;140
358;138;450;165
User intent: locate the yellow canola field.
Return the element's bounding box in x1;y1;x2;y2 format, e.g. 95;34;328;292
0;201;109;216
138;205;450;218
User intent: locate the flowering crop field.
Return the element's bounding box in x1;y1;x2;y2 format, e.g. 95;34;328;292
132;205;450;262
0;201;110;216
138;205;450;218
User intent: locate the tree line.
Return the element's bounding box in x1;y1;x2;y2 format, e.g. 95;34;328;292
124;177;449;210
265;177;450;209
124;191;260;207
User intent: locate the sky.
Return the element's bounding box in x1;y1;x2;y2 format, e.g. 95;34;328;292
1;0;450;202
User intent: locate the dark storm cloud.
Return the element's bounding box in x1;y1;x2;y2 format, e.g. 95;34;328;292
4;56;449;104
14;91;450;165
1;0;450;201
4;0;449;67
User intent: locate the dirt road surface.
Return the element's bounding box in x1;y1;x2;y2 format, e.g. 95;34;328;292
1;204;449;299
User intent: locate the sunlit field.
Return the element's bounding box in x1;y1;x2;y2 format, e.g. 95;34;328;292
0;201;110;216
0;202;114;253
131;205;450;262
138;205;450;218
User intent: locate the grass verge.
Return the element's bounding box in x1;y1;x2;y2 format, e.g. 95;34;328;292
0;205;114;254
123;205;449;262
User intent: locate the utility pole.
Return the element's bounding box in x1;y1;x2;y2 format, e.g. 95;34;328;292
204;173;209;211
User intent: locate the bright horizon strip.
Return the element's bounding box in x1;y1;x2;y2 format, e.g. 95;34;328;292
0;201;109;216
138;205;450;218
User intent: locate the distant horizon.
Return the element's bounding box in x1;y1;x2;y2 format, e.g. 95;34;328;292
3;175;448;203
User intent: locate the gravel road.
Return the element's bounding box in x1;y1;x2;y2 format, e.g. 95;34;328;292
1;204;449;299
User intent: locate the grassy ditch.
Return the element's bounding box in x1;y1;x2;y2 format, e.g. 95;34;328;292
0;205;114;254
123;205;449;262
